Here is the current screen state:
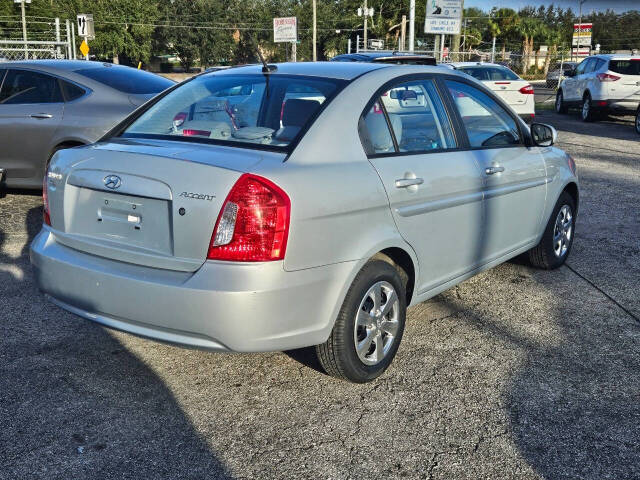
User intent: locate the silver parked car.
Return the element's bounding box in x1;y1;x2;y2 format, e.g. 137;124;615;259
31;62;579;383
0;60;174;189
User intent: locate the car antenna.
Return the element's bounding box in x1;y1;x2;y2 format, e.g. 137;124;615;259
255;42;277;73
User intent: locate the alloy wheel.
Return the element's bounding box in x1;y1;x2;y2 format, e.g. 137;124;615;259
553;205;573;258
353;281;399;365
582;98;590;120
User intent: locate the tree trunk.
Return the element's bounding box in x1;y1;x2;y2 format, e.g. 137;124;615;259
112;54;120;64
501;44;506;61
521;35;528;75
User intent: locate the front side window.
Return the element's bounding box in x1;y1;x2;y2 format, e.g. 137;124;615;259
123;74;345;150
0;69;62;104
575;59;590;75
361;79;456;155
446;80;521;148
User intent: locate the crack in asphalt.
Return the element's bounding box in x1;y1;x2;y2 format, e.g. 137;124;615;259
565;263;640;325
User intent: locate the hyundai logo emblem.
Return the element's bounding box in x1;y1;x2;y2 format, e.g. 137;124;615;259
103;174;122;190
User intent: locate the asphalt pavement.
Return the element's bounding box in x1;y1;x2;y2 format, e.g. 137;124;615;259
1;111;639;479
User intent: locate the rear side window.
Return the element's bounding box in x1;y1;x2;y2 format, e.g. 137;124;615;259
361;79;456;155
0;69;63;104
60;80;86;101
609;60;640;75
75;66;173;94
446;80;521;148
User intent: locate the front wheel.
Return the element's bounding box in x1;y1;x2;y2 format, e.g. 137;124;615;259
555;90;568;114
528;191;576;270
581;94;595;122
316;258;407;383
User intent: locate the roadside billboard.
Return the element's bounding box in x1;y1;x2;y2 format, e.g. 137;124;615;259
424;0;462;34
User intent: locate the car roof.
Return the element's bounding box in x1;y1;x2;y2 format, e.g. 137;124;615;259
1;60;107;73
591;54;640;60
208;61;390;81
447;62;510;68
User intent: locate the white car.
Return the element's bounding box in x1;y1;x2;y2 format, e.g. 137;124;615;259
556;54;640;122
442;62;535;123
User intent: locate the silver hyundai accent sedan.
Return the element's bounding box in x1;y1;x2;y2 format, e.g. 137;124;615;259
31;62;579;383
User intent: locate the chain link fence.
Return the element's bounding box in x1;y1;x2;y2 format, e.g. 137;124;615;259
0;17;74;61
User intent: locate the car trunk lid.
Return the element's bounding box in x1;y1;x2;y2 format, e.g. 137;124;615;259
46;138;285;272
484;80;531;106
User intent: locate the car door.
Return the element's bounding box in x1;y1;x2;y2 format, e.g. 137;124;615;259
363;76;485;294
444;79;547;263
0;68;64;184
568;58;592;101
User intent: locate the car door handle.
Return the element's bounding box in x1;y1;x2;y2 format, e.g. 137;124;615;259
30;113;53;119
395;178;424;188
485;166;505;175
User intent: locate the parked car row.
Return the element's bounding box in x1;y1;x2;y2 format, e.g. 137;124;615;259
32;60;579;382
0;61;174;189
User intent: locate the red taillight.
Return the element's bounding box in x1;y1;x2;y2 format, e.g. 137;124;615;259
207;174;290;262
596;73;620;82
183;129;211;137
519;85;535;95
42;173;51;226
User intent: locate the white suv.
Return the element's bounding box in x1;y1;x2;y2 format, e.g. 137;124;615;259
556;54;640;122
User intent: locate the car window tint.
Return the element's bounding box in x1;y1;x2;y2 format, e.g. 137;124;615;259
361;101;395;154
575;60;588;75
381;79;456;153
446;80;521;148
75;65;173;94
609;59;640;75
60;80;86;101
485;67;519;81
458;67;487;81
0;69;63;104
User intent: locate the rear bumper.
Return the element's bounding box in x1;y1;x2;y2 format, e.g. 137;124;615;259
592;98;639;114
30;228;355;352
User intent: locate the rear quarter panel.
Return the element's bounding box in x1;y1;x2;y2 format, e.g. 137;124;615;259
252;68;421;275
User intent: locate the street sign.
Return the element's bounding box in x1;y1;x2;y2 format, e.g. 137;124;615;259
424;0;462;34
77;14;95;40
79;39;89;57
13;0;32;3
273;17;297;43
369;39;384;50
572;23;592;47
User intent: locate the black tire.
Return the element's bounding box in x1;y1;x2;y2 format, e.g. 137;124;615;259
316;258;407;383
635;106;640;135
581;93;595;122
555;90;568;114
528;191;576;270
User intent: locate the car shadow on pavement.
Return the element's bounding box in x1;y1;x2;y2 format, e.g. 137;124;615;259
0;206;232;479
536;111;638;142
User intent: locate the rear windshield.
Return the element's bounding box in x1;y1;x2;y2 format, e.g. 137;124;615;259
122;74;346;151
75;65;174;94
609;60;640;75
458;66;520;81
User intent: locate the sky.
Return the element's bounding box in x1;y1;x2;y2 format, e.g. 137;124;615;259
464;0;638;14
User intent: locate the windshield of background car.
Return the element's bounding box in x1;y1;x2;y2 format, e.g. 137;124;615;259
122;74;346;150
75;66;174;94
609;59;640;75
458;66;520;81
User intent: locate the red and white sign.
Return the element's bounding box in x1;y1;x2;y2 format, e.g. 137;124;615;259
573;23;592;46
273;17;297;43
443;46;449;58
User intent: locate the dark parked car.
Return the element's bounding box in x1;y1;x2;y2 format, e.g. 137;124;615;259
546;61;578;88
0;60;174;189
331;51;436;65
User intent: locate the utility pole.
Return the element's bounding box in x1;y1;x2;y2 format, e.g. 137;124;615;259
491;36;496;63
400;15;407;51
55;17;61;59
363;0;368;50
20;0;27;59
313;0;317;61
409;0;415;52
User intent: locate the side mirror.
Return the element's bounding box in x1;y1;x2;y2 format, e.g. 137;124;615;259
531;123;557;147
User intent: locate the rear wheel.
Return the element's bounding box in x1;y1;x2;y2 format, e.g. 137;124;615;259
635;106;640;134
316;258;406;383
555;90;568;114
528;191;576;270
